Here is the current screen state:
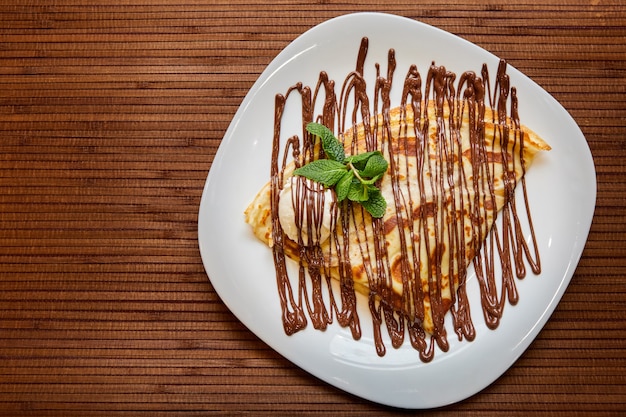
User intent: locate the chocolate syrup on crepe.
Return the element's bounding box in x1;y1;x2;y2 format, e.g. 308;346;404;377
270;37;541;361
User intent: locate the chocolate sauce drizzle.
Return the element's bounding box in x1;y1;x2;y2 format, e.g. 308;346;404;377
270;37;541;361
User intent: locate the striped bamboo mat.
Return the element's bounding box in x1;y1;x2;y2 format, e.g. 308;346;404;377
0;1;624;415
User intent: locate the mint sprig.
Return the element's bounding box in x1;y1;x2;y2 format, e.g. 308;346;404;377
293;122;388;218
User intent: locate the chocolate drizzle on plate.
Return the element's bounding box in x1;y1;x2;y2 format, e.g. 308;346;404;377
269;37;542;361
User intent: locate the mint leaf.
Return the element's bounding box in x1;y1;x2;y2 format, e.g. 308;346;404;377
306;122;345;163
294;122;388;219
335;170;354;202
344;151;379;169
358;172;384;185
294;159;347;187
361;152;388;178
360;188;387;218
347;181;370;202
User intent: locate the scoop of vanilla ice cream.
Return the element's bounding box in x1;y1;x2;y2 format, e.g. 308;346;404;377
278;176;335;246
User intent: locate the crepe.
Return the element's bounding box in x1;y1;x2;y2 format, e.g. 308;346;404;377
245;100;550;335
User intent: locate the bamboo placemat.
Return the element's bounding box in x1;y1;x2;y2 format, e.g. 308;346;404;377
1;1;624;415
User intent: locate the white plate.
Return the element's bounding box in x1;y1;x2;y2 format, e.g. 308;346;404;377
198;13;596;409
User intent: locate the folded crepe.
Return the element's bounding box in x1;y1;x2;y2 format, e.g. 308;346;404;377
245;100;550;336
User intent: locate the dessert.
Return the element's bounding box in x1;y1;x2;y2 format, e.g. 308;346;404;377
244;37;550;361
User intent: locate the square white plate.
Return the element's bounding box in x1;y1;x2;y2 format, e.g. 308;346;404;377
198;13;596;408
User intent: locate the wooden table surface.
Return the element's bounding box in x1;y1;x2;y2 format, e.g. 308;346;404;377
1;1;624;415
